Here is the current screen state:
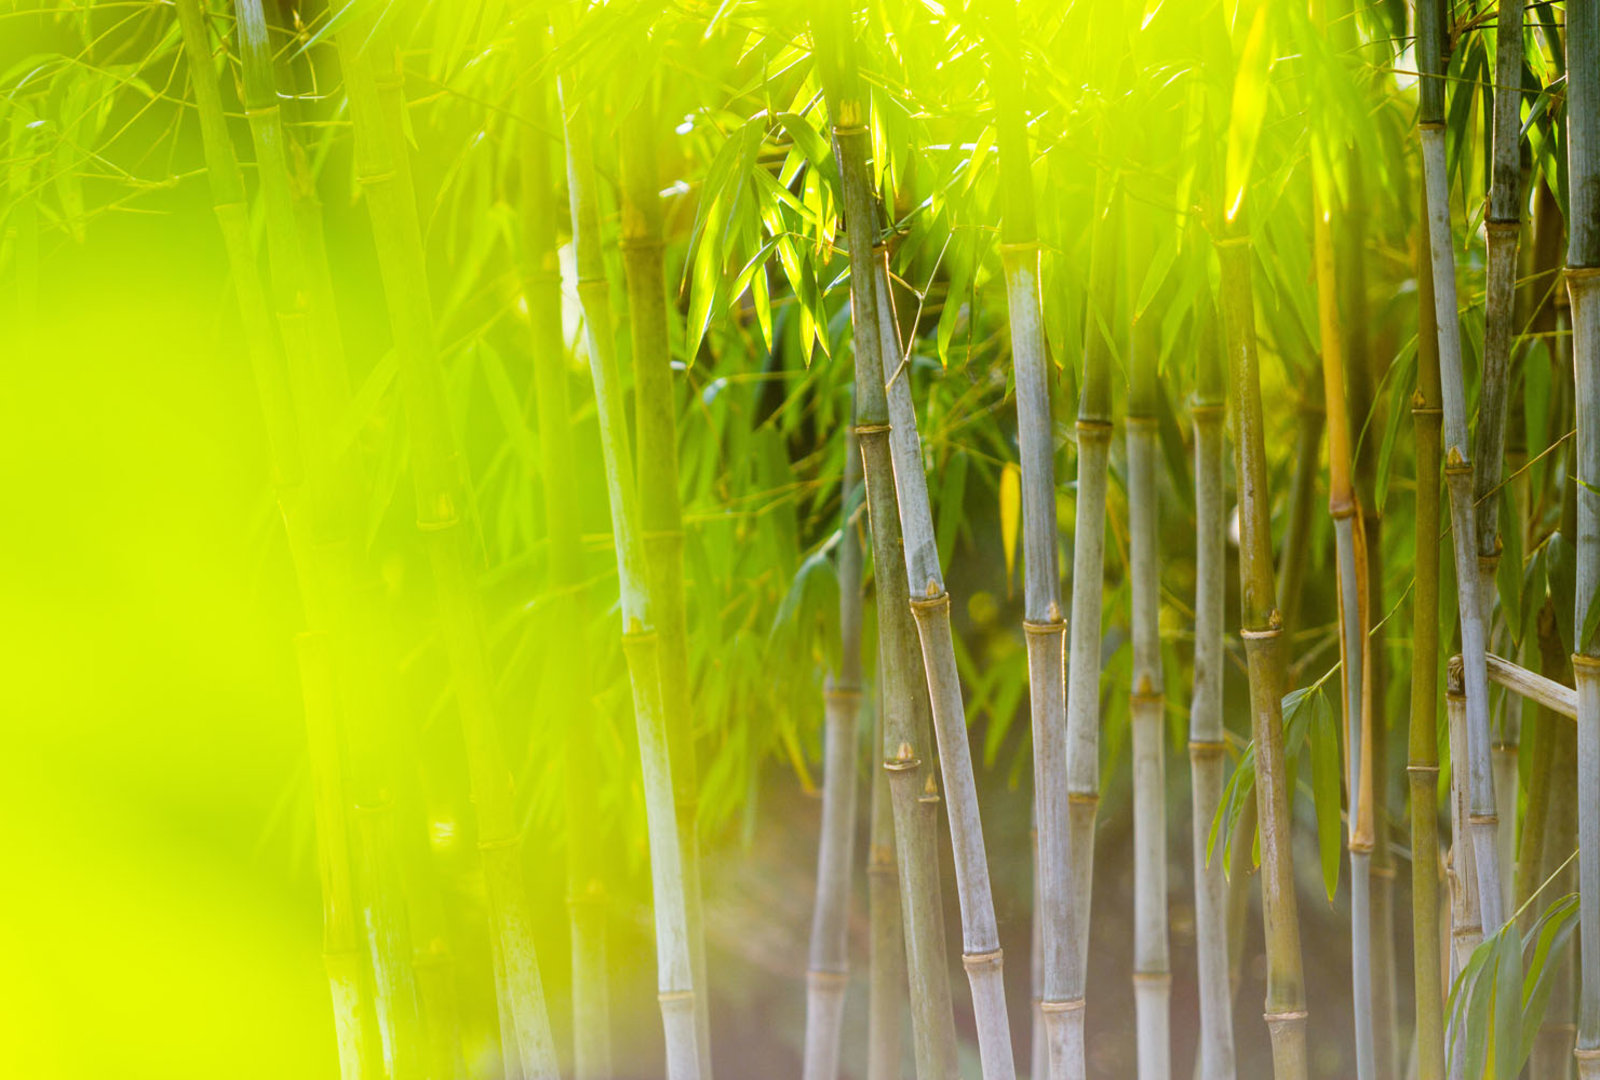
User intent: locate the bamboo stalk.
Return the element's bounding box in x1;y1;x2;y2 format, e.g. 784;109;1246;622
1216;229;1308;1080
1409;205;1446;1080
812;11;958;1077
1127;227;1170;1080
982;2;1077;1074
1277;388;1326;640
1416;0;1507;936
802;421;865;1080
617;92;714;1080
174;8;382;1076
1568;0;1600;1069
516;13;611;1079
867;676;907;1080
1310;172;1375;1080
875;263;1016;1080
1445;667;1484;979
557;53;702;1080
1190;293;1236;1080
329;13;563;1078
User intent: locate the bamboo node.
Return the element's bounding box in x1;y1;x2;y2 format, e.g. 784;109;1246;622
830;123;867;137
1132;971;1173;985
824;686;864;704
1571;653;1600;672
1485;219;1521;235
997;240;1040;254
909;590;951;613
1406;764;1442;775
1212;235;1249;249
1467;813;1499;828
1565;266;1600;286
1022;617;1066;636
807;968;850;987
1575;1048;1600;1061
883;744;921;771
852;422;892;437
1067;792;1100;806
962;948;1004;973
1240;623;1282;641
919;774;941;803
1126;414;1160;429
657;990;696;1005
1131;690;1164;706
1189;400;1225;419
1076;418;1114;437
618;236;667;254
1040;998;1085;1014
1264;1009;1309;1023
1188;739;1227;757
621;627;660;645
1370;863;1397;880
244;104;282;118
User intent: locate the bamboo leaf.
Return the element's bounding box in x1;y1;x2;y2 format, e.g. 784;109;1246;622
1000;461;1021;596
1223;6;1274;222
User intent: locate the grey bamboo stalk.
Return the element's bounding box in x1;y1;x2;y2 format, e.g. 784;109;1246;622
516;13;611;1079
875;263;1016;1080
1311;174;1376;1080
867;677;907;1080
1409;204;1446;1080
811;10;958;1077
1190;293;1236;1080
1566;0;1600;1073
802;420;865;1080
1471;0;1525;623
558;57;701;1080
1062;179;1116;1065
1415;0;1507;935
1445;670;1483;977
617;93;713;1080
984;1;1077;1074
329;13;562;1079
1127;231;1169;1080
224;9;435;1070
174;8;377;1077
1215;227;1308;1080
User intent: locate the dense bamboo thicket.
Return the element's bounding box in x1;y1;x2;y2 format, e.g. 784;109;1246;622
10;1;1600;1079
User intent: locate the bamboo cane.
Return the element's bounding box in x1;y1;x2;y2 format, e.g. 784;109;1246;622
1190;293;1236;1080
515;13;612;1079
1311;172;1376;1080
174;7;381;1076
875;262;1016;1080
1415;0;1507;936
867;674;907;1080
812;10;959;1076
557;54;702;1080
1216;227;1308;1080
1567;0;1600;1070
802;420;865;1080
617;93;714;1080
329;12;564;1078
1410;204;1446;1080
1127;227;1170;1080
982;2;1077;1074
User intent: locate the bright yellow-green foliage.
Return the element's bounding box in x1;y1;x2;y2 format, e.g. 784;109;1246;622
0;0;1590;1077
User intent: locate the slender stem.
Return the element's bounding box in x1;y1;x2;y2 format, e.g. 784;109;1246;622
803;420;864;1080
983;2;1077;1074
876;262;1016;1080
618;92;713;1080
558;45;701;1080
867;673;906;1080
1216;229;1308;1080
1190;294;1236;1080
1410;203;1446;1080
330;12;564;1078
1127;223;1169;1080
516;13;612;1080
1416;0;1506;936
813;10;958;1076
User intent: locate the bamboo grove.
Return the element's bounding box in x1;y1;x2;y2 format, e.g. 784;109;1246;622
11;0;1600;1077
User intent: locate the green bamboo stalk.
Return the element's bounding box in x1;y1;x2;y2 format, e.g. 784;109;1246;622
1190;293;1236;1080
1416;0;1507;936
1127;222;1169;1080
867;675;907;1080
803;421;865;1080
557;50;702;1080
874;259;1016;1080
329;12;562;1078
1215;227;1308;1080
1410;204;1446;1080
1311;171;1375;1080
516;13;612;1079
983;2;1077;1074
811;11;958;1076
1567;0;1600;1070
173;7;380;1077
617;92;713;1080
